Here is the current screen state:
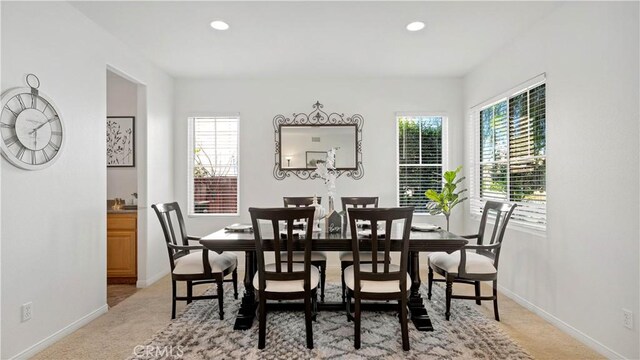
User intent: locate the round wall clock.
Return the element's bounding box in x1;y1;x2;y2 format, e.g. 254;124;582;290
0;74;65;170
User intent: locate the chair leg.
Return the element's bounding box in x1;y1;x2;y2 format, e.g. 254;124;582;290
345;291;352;322
186;281;193;304
258;295;267;349
445;277;453;321
217;278;224;320
341;262;347;303
312;289;318;321
320;262;326;302
171;281;177;319
232;268;239;300
427;267;433;300
400;295;410;351
475;281;481;305
354;298;361;349
304;291;314;349
493;280;500;321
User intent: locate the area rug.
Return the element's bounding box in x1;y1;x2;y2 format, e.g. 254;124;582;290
129;283;532;359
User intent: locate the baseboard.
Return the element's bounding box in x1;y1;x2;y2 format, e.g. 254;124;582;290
497;284;626;359
136;269;169;288
11;304;108;360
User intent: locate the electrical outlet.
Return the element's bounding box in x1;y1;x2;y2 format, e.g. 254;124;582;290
21;302;33;322
623;309;633;329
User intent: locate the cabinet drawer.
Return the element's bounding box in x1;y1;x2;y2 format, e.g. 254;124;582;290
107;214;137;230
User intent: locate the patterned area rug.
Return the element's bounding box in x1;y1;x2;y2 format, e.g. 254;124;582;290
130;283;532;359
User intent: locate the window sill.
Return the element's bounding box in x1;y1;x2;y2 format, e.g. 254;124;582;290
188;213;239;218
469;214;547;238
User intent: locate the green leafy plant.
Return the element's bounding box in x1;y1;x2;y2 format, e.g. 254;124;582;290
425;166;468;231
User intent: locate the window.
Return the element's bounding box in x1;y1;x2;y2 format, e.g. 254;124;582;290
188;116;239;216
397;115;447;213
470;77;546;230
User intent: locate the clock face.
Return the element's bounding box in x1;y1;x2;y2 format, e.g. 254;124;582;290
0;88;64;170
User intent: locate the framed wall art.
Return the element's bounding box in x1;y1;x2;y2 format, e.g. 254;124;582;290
107;116;135;167
305;151;327;169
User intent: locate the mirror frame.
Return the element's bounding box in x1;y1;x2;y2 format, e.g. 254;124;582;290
273;101;364;180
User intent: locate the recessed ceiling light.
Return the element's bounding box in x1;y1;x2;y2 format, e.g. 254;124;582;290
210;20;229;31
406;21;425;32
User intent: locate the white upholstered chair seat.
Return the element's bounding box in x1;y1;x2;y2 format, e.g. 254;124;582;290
253;263;320;293
339;251;388;262
173;251;237;275
279;251;327;262
428;251;496;274
344;264;411;293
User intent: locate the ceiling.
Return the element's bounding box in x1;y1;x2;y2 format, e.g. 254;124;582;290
72;1;560;78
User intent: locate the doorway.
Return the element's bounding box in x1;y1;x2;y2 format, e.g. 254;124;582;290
106;70;140;307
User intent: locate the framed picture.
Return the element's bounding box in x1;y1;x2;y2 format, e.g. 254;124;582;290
305;151;327;169
107;116;135;167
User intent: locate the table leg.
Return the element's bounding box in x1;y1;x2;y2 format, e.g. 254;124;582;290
408;251;434;331
233;251;257;330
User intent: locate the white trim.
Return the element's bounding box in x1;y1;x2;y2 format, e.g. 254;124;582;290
471;73;546;111
136;268;169;288
10;304;108;360
468;213;547;238
136;269;169;288
497;285;627;359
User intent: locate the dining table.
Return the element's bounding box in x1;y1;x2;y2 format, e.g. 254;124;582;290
200;223;467;332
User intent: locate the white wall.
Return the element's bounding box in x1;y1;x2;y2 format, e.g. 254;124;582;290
0;2;174;358
463;2;639;359
106;70;138;202
174;77;464;270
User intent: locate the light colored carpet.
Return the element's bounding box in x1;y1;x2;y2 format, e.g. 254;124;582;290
128;283;532;360
32;269;604;360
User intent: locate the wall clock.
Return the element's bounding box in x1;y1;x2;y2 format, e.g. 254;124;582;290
0;74;65;170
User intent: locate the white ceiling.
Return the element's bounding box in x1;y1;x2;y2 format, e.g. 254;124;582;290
72;1;560;78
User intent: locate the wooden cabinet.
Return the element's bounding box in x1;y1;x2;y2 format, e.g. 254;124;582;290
107;212;137;283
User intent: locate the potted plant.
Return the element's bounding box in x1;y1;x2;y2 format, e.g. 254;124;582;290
425;166;468;231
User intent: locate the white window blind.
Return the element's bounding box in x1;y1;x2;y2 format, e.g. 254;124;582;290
188;116;239;216
397;115;447;213
470;76;546;230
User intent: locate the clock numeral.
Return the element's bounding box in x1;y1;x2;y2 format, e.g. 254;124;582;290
0;122;14;129
43;103;51;115
6;135;18;147
16;145;26;160
48;141;60;152
3;105;18;118
16;95;26;111
51;131;62;136
30;94;37;109
41;149;50;162
30;149;36;165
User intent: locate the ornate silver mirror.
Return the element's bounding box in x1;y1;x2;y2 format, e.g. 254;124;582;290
273;101;363;180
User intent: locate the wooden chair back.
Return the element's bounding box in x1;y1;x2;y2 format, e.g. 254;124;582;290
476;201;517;267
341;197;379;211
249;207;316;292
151;202;190;270
283;196;321;207
347;207;414;294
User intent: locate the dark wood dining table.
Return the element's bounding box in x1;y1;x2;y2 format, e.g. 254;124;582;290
200;224;467;332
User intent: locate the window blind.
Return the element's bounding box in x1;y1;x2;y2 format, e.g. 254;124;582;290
397;115;446;213
188;116;239;215
470;77;546;230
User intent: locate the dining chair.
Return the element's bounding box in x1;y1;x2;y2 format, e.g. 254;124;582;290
344;207;414;351
427;201;517;321
249;207;318;349
339;197;379;303
282;196;327;302
151;202;238;320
